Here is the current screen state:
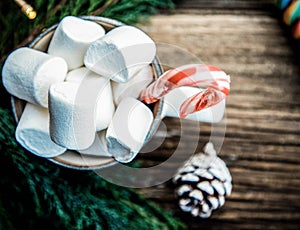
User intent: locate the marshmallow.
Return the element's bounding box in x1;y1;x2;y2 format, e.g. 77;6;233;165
161;86;225;123
84;25;156;83
112;65;153;105
49;82;96;150
48;16;105;70
2;47;67;107
79;131;112;157
15;103;66;157
65;67;115;131
106;97;153;163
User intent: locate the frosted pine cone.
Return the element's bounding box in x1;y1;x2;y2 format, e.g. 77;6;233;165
172;142;232;218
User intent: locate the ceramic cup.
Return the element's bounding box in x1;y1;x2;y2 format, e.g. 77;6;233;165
11;16;225;170
11;16;164;170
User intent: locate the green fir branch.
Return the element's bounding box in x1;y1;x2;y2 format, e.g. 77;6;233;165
0;108;185;229
0;0;175;62
0;1;183;229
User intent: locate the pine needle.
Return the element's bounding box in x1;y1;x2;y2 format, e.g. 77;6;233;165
0;1;183;228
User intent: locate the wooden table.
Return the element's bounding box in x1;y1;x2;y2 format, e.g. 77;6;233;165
137;1;300;229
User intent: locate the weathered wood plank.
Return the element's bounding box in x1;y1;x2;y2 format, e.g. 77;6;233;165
137;5;300;229
176;0;275;10
170;0;277;16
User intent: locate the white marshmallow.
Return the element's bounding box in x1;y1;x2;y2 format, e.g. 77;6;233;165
15;103;66;157
65;67;115;131
48;16;105;70
106;97;153;163
79;131;112;157
2;47;67;107
84;25;156;83
112;65;153;105
49;82;96;150
161;86;225;123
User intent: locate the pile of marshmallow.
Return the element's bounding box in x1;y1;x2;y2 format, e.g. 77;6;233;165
3;16;230;164
2;16;157;163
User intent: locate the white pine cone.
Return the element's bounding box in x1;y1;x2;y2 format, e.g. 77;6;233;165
172;142;232;218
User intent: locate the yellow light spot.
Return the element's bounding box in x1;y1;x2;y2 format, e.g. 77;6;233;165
25;7;37;20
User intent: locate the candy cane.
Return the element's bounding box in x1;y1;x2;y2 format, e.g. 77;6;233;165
139;64;230;118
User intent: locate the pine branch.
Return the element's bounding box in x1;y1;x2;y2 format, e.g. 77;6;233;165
0;107;185;229
0;1;181;229
90;0;119;16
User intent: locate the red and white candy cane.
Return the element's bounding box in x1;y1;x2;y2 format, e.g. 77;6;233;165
139;64;230;118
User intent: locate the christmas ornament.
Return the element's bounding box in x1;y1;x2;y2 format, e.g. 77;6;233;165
276;0;293;10
292;19;300;39
283;0;300;25
173;142;232;218
14;0;36;20
276;0;300;39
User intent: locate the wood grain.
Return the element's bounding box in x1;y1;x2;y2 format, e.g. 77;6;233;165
137;1;300;229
